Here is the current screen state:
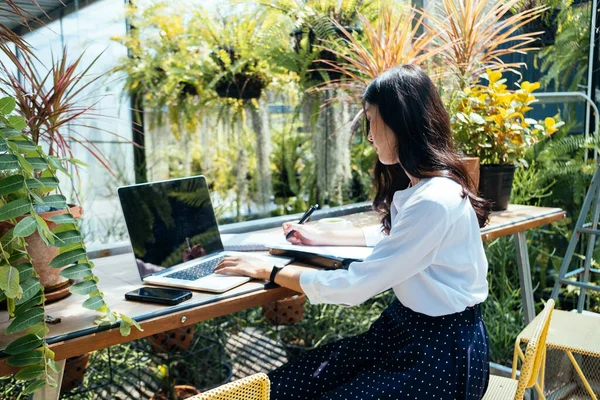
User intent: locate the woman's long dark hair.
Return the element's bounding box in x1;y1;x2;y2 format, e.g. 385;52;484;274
363;65;490;231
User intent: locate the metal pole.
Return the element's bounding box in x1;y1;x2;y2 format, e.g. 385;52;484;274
585;0;598;145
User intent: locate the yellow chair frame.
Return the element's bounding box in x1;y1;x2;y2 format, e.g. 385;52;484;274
484;299;554;400
189;373;270;400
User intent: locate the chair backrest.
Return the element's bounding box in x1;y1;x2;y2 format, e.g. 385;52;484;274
190;373;270;400
514;299;555;399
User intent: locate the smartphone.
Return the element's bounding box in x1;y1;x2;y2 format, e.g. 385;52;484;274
125;287;192;306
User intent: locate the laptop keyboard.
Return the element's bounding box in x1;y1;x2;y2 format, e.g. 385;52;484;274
165;256;224;281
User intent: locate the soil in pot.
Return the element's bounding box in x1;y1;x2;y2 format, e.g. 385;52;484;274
150;385;200;400
262;294;306;325
278;328;318;360
479;165;516;211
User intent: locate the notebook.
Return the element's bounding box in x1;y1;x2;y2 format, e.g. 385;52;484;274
269;244;373;269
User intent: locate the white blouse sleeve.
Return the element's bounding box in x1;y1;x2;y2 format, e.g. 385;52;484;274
300;198;451;307
360;224;387;246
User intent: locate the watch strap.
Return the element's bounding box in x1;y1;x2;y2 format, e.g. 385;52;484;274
265;265;283;289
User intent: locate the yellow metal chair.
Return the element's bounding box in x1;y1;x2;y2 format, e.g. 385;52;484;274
483;299;555;400
189;373;270;400
512;309;600;400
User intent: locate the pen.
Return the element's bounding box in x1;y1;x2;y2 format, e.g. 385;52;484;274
286;204;319;240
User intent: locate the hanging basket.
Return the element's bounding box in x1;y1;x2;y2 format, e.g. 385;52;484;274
261;294;306;325
290;26;361;83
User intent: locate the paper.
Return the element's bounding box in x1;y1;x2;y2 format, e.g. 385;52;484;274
269;243;373;261
221;231;289;251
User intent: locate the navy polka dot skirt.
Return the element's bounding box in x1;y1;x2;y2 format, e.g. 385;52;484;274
268;299;490;399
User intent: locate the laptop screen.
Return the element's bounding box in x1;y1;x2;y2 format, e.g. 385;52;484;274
118;175;224;279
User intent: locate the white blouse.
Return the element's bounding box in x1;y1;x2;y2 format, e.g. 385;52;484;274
299;177;489;316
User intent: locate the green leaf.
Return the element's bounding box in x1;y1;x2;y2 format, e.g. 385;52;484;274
0;290;5;302
15;365;45;381
7;116;26;130
59;263;92;279
22;379;48;395
49;214;76;225
8;137;36;150
0;175;25;195
15;278;41;305
16;263;33;282
53;230;81;247
14;216;37;237
119;320;131;336
27;323;49;338
120;313;143;332
24;157;48;170
0;198;31;221
0;265;21;298
82;295;105;310
25;177;59;189
15;292;42;314
4;334;44;355
58;242;83;254
5;349;43;366
15;152;33;174
47;358;60;373
6;307;44;334
0;97;16;114
0;139;7;152
70;280;97;295
41;195;67;209
49;248;86;268
0;127;23;138
34;214;53;246
0;154;19;170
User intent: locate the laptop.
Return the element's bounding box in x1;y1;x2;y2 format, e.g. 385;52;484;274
118;175;284;293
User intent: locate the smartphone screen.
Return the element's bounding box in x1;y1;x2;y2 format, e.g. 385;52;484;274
125;287;192;305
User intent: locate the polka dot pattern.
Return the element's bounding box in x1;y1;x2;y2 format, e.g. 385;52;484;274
268;299;490;399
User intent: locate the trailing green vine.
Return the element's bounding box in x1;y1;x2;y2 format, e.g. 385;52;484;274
0;96;141;394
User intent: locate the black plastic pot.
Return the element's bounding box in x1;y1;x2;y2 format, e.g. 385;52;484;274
277;330;316;360
479;164;516;211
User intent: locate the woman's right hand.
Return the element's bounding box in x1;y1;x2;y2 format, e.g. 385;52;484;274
282;222;325;246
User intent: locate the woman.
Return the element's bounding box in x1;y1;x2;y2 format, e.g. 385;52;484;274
215;65;491;399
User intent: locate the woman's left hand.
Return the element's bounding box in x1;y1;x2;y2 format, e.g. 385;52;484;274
214;255;271;281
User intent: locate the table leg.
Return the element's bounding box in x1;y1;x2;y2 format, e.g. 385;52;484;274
32;359;65;400
514;232;536;325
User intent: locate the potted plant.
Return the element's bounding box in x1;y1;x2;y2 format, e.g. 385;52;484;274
150;363;201;400
451;69;563;210
0;2;141;394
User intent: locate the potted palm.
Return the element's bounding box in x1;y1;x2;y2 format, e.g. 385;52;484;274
451;69;563;210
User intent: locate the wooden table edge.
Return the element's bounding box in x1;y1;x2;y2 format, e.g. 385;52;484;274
481;210;566;242
0;286;297;376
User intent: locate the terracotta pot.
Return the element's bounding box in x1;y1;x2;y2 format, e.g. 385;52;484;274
0;205;83;292
150;385;200;400
461;156;480;190
262;294;306;326
148;325;196;353
60;352;91;394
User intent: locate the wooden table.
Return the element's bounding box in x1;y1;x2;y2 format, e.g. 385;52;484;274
0;204;565;397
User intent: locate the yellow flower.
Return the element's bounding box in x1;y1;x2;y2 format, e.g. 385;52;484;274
545;117;559;135
520;81;541;93
486;69;503;85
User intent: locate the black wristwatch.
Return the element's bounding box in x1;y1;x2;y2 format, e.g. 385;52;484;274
265;265;283;289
